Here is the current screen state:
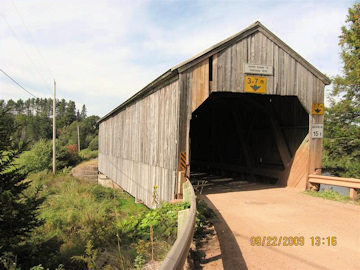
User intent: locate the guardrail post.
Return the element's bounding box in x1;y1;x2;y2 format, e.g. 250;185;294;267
349;188;357;199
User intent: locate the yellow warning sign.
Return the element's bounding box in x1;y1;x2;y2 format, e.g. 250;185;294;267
179;152;186;170
245;75;267;94
312;103;324;115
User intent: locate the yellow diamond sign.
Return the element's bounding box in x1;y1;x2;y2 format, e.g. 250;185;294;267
245;75;266;94
312;103;324;115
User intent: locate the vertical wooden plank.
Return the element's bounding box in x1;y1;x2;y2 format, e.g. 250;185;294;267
225;47;231;91
279;48;285;95
235;41;243;92
265;35;274;94
212;53;218;92
273;44;279;95
230;44;237;91
264;98;292;167
216;51;223;91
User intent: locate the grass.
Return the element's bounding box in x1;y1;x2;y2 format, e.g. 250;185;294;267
76;158;98;166
6;166;190;269
25;171;149;269
304;189;359;204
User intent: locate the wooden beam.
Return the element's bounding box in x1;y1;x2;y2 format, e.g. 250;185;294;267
232;107;255;167
210;108;224;163
232;106;257;181
264;98;292;167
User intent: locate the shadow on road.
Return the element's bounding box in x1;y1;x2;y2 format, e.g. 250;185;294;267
202;180;284;195
201;195;248;270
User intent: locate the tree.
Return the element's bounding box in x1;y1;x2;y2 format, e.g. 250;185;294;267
80;104;87;120
323;2;360;178
63;100;76;126
0;109;45;255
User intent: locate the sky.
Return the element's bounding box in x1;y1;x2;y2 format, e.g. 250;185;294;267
0;0;354;117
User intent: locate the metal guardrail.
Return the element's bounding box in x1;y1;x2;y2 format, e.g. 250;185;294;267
159;180;196;270
308;174;360;199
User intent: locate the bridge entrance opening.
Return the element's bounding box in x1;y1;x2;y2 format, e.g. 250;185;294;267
189;92;309;185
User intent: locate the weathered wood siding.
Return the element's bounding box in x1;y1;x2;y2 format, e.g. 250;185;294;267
211;31;325;113
180;29;326;186
99;79;180;207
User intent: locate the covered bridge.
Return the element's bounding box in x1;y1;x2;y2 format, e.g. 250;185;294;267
98;21;330;207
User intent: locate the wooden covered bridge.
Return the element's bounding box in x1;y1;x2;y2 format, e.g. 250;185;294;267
98;21;330;207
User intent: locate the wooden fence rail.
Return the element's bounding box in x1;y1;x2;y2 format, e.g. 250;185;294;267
159;180;196;270
308;174;360;199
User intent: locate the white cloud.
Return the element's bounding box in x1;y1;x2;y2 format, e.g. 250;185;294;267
0;0;354;117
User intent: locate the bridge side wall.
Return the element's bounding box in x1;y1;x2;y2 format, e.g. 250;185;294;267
98;79;180;207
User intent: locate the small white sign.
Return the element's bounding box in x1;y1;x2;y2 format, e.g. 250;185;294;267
312;124;323;139
244;64;273;75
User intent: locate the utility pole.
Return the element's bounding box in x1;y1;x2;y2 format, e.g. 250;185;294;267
52;80;56;174
77;124;80;153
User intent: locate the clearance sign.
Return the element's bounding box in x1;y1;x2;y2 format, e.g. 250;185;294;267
245;75;267;94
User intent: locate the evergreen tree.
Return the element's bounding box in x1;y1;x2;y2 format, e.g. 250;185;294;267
76;109;81;121
64;100;77;126
323;2;360;178
0;109;45;255
5;99;16;114
15;99;24;114
80;104;87;120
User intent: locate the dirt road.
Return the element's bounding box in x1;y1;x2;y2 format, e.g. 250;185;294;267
200;182;360;270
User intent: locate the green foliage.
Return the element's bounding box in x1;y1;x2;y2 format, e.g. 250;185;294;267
0;109;46;269
80;149;98;160
117;201;190;263
19;139;51;172
58;119;98;151
134;255;146;270
323;2;360;178
19;140;79;173
88;136;98;151
0;252;19;270
194;199;216;238
118;202;189;242
24;171;152;268
305;189;358;203
0;98;99;151
71;241;99;269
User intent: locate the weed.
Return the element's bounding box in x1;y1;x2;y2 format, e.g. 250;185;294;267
304;189;359;204
11;170;187;268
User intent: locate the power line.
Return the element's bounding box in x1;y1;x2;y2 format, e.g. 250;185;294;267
0;11;52;93
0;68;37;98
11;0;55;79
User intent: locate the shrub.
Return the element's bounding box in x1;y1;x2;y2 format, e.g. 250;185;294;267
64;144;80;166
79;148;98;160
19;139;52;172
20;140;80;172
88;136;98;151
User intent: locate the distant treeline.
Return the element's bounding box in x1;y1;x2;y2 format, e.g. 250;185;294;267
0;98;99;151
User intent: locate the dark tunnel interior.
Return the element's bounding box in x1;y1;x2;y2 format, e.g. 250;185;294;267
189;92;309;183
